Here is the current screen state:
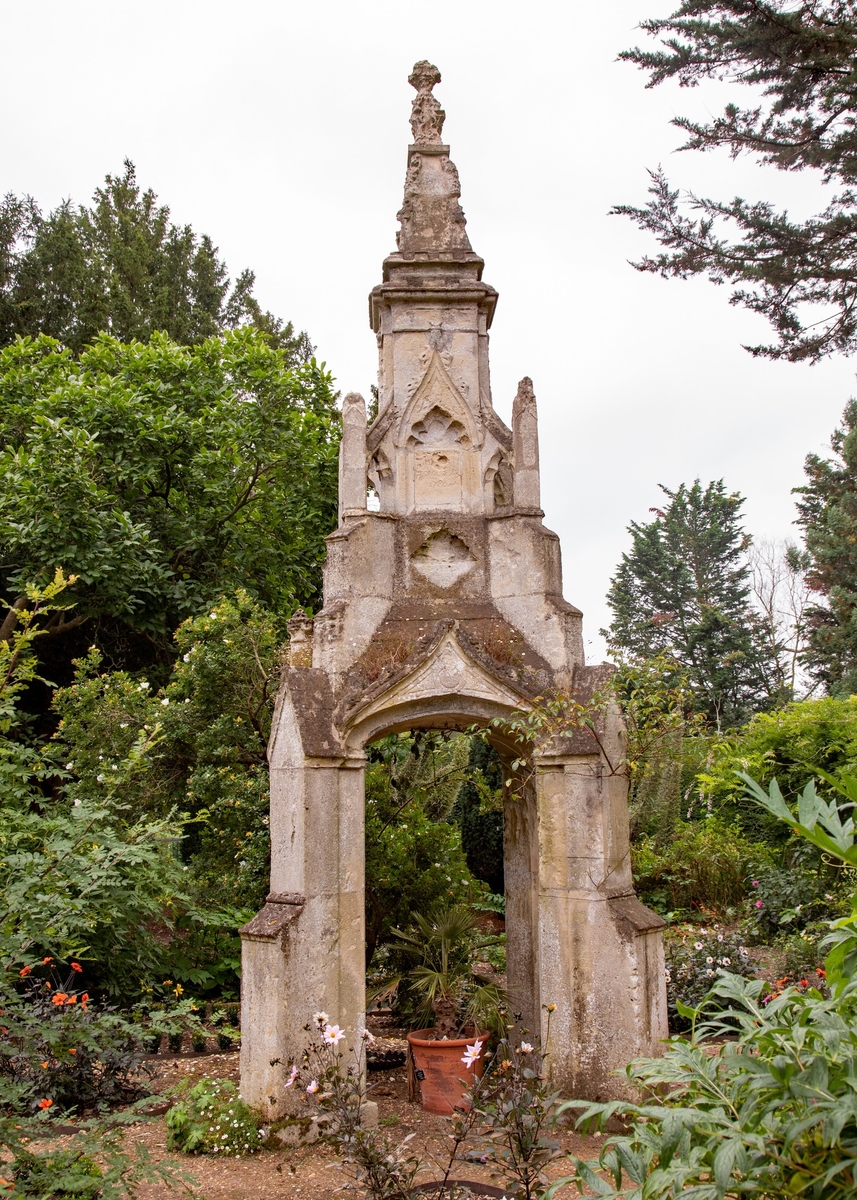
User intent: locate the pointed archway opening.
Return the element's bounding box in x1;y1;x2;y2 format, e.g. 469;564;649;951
362;724;518;1047
355;697;544;1062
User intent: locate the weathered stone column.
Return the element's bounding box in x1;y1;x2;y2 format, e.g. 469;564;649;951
533;747;667;1100
240;674;370;1117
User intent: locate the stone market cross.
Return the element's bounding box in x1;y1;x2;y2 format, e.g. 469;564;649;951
239;63;667;1115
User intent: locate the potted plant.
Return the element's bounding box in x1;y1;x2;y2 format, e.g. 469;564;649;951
385;905;505;1114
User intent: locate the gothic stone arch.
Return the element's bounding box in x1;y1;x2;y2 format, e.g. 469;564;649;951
239;62;666;1117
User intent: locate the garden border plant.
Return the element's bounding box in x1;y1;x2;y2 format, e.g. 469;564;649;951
558;768;857;1199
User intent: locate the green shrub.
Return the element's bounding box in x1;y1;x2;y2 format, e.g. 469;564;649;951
11;1148;102;1199
165;1078;260;1156
744;844;845;939
561;770;857;1199
564;974;857;1199
697;696;857;839
772;926;828;983
632;819;764;915
364;734;478;966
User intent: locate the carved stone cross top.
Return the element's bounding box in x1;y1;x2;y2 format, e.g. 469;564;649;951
408;60;445;145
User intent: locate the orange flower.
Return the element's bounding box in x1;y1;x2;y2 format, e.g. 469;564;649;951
817;967;827;978
42;958;52;965
51;993;68;1006
68;1048;77;1055
66;995;76;1005
19;966;31;977
38;1098;53;1109
40;1062;49;1069
71;963;82;973
776;977;789;987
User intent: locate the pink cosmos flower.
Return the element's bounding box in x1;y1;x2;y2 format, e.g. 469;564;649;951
519;1042;534;1054
323;1023;346;1046
755;900;763;908
306;1079;319;1094
285;1065;299;1088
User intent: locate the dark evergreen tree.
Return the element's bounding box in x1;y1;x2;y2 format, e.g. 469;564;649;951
452;738;504;896
605;480;779;728
0;161;311;357
795;399;857;693
616;1;857;362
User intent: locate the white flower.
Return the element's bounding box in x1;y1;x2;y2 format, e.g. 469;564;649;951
313;1011;329;1026
323;1023;346;1046
362;1029;376;1044
717;934;723;942
161;698;170;706
285;1065;298;1087
706;969;715;977
461;1039;483;1068
183;653;191;662
306;1079;319;1094
519;1041;534;1054
706;957;714;964
694;942;703;950
138;681;150;690
64;763;73;770
723;958;731;966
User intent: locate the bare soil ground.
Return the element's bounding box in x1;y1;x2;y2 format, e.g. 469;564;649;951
38;1049;602;1200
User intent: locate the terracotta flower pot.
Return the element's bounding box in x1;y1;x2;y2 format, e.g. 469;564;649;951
406;1028;488;1115
413;1181;512;1199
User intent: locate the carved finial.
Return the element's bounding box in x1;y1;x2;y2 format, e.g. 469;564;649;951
512;377;541;512
408;61;445;145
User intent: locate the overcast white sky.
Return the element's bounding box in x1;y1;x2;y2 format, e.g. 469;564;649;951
4;1;854;661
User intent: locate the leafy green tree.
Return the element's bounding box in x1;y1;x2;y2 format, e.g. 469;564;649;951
364;734;476;967
0;329;339;685
698;694;857;821
617;1;857;362
795;399;857;692
0;576;201;1001
452;737;505;897
605;479;779;728
50;592;280;915
1;161;308;355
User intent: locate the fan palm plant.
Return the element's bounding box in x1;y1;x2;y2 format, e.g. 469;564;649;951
385;904;505;1038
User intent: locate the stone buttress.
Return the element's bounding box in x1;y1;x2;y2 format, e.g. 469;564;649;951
240;61;667;1116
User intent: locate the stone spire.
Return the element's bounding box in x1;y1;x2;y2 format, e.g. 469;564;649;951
396;61;472;255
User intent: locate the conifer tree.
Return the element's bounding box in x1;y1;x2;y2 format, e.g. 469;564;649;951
605;480;779;728
617;1;857;362
0;161;309;357
796;400;857;693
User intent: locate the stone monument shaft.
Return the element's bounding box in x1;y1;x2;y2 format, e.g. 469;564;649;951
239;64;667;1113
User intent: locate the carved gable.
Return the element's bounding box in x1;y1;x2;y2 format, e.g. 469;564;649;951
351;630;526;730
397;349;479;449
